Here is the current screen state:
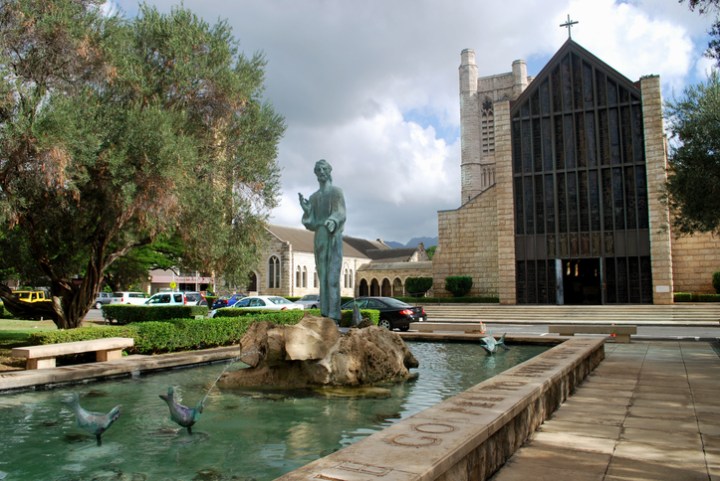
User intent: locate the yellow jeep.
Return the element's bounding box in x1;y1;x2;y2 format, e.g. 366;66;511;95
13;290;48;303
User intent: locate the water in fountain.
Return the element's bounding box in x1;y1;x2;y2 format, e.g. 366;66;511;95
0;342;548;480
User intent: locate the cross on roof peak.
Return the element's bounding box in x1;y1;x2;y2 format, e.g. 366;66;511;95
560;14;579;39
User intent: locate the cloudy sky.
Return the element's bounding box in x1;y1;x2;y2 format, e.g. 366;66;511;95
111;0;716;245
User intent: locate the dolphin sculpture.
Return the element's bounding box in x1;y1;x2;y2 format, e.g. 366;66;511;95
159;386;203;435
480;333;509;355
64;392;121;446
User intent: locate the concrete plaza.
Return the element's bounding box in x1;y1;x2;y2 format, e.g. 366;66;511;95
491;340;720;481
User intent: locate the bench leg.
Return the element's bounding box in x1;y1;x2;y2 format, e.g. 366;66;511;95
27;358;56;370
613;334;631;343
96;348;123;362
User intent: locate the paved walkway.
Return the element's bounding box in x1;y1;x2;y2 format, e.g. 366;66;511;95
490;340;720;481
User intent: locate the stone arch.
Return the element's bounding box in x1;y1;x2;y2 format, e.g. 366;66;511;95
392;277;403;296
381;278;392;296
359;279;369;296
370;279;380;296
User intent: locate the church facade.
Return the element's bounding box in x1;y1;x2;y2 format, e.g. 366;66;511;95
433;39;720;304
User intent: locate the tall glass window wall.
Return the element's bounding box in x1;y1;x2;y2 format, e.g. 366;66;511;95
511;46;652;304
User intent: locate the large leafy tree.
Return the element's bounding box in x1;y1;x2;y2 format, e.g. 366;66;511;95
665;71;720;235
0;1;285;328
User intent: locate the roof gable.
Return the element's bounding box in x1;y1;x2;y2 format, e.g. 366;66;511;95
512;39;641;111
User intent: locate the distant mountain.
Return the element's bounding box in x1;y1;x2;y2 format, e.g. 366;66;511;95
384;240;404;248
385;236;438;249
406;236;438;248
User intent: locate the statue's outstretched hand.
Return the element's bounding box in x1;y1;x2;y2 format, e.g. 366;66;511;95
298;193;309;212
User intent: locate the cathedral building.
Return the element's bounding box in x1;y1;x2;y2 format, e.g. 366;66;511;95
432;39;720;304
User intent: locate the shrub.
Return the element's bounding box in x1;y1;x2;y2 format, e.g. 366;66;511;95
338;309;379;328
28;325;139;345
713;272;720;294
695;293;720;302
205;295;217;307
102;305;208;324
27;316;258;354
445;276;473;297
674;292;693;302
212;308;305;324
405;277;433;297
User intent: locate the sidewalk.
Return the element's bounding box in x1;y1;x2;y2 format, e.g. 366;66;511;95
490;340;720;481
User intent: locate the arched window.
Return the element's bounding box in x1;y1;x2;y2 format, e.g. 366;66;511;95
313;270;318;288
268;256;280;288
302;267;308;288
295;266;302;288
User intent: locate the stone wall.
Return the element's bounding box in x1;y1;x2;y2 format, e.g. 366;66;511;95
641;75;674;304
433;188;499;298
672;233;720;293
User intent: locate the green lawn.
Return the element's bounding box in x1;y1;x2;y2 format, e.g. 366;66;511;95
0;319;57;349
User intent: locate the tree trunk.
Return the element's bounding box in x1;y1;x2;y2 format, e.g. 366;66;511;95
0;250;107;329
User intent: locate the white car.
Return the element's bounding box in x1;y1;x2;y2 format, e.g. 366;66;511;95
110;291;147;305
210;295;304;317
144;291;187;305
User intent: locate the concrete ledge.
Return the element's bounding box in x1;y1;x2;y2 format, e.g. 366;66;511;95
276;337;605;481
411;322;487;333
548;324;637;343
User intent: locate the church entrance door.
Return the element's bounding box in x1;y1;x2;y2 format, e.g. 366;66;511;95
560;258;602;305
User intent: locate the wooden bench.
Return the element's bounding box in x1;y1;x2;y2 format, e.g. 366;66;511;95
11;337;135;370
410;322;487;334
548;325;637;343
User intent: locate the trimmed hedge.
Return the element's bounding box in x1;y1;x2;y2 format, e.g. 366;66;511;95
674;292;720;302
338;309;379;327
213;307;380;328
102;304;209;324
713;272;720;294
27;315;298;355
445;276;473;297
405;277;433;297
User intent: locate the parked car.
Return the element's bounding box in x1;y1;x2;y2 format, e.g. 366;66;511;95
211;298;229;310
110;291;147;305
13;290;48;303
183;291;207;306
94;292;113;309
225;293;246;306
295;294;320;309
144;291;187;305
210;295;303;317
341;296;427;331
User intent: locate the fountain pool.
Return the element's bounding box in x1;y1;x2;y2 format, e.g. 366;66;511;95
0;341;548;481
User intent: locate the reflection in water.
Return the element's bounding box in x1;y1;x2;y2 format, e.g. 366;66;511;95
0;341;547;481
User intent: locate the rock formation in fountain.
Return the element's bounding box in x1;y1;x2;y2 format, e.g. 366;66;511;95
218;316;419;389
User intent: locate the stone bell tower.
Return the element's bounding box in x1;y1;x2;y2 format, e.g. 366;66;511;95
459;49;530;203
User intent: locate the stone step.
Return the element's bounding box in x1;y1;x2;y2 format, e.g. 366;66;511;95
417;304;720;324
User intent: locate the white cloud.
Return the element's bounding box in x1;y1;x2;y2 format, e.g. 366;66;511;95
114;0;710;244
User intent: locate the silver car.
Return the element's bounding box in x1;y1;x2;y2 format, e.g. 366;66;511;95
294;294;320;309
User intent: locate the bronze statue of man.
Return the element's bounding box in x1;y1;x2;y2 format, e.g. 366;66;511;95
299;159;346;321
